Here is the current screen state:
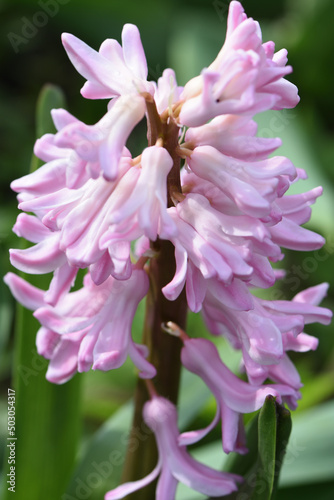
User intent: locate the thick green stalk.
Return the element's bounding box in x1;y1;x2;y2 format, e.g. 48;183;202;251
121;100;188;499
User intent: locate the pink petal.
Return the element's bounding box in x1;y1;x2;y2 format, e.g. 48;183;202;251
267;353;303;390
188;147;271;217
34;134;70;162
262;299;332;325
36;327;60;359
11;159;67;195
98;95;145;181
245;313;283;364
121;24;148;80
34;307;93;335
283;332;318;352
3;272;45;310
44;263;78;305
13;214;51;243
185;263;207;312
269;217;325;251
105;461;162;500
162;242;188;301
293;283;329;306
9;238;66;274
128;341;156;379
51;108;79;131
221;405;248;454
178;404;220;446
45;337;80;384
62;33;120;95
92;349;126;371
156;467;178;500
208;279;254;311
89;252;114;285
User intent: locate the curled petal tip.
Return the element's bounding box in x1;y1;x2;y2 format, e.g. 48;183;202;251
61;32;74;47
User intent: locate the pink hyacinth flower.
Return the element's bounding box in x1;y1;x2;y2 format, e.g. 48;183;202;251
243;283;332;393
269;187;325;251
153;68;184;114
53;94;146;181
185;114;282;162
9;214;66;275
186;146;296;218
179;336;298;454
203;283;331;395
15;156;139;280
180;1;299;126
105;396;242;499
203;284;331;367
62;24;155;99
11;95;144;192
4;269;156;383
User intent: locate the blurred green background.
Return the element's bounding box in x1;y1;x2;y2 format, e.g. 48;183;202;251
0;0;334;499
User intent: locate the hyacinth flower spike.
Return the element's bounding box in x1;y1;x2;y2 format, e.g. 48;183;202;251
5;1;333;499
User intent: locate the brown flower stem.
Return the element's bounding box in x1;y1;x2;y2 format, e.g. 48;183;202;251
121;98;188;499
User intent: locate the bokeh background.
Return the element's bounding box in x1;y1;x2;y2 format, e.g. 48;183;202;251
0;0;334;499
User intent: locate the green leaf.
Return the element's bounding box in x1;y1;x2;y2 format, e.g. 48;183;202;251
254;394;277;499
272;404;292;498
216;396;292;500
2;85;81;500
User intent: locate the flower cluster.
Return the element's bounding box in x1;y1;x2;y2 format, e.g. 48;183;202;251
5;2;332;498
